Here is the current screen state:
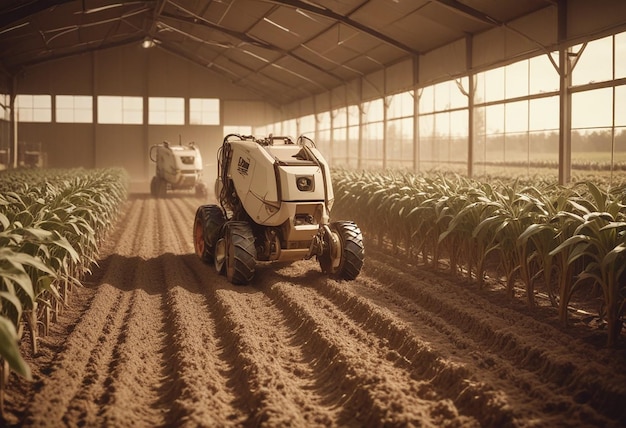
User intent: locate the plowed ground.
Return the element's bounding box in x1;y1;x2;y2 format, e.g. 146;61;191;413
3;194;626;427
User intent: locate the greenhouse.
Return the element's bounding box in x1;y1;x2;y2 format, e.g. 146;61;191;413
1;1;625;427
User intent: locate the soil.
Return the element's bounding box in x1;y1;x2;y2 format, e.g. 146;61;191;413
2;194;625;427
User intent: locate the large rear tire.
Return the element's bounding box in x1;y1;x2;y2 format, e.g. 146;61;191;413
193;205;226;263
224;221;256;285
319;221;364;280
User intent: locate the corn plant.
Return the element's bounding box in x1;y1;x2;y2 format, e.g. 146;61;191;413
475;183;546;299
331;168;626;347
550;182;626;346
442;188;499;286
0;167;128;415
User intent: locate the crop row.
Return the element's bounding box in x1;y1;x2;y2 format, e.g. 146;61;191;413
332;169;626;348
0;167;128;414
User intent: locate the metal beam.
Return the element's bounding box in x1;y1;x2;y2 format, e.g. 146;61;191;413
435;0;501;26
262;0;421;56
0;0;75;29
159;9;343;87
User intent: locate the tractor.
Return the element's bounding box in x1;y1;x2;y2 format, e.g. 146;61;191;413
150;139;208;197
193;134;365;284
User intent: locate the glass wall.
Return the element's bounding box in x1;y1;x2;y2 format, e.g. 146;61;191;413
386;91;414;169
331;107;348;166
474;55;560;178
419;79;468;173
570;33;626;179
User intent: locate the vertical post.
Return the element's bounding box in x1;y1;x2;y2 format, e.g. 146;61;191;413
382;67;387;170
558;0;571;185
466;34;474;178
413;55;420;173
10;75;17;169
357;79;363;170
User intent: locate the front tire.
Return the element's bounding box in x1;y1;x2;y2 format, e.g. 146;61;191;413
224;221;256;285
195;182;208;198
319;221;365;280
150;176;158;197
155;176;167;198
193;205;226;263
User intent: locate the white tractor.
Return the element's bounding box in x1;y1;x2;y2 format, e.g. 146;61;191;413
150;139;208;197
193;134;365;284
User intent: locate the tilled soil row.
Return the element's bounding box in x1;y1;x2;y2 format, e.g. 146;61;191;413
4;195;625;427
362;252;626;425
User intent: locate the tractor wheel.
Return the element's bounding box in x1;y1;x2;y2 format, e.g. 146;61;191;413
224;221;256;285
150;176;158;197
319;221;364;280
193;205;226;263
195;182;208;198
155;176;167;198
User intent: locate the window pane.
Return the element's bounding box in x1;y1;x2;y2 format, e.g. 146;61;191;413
363;99;383;123
486;104;504;134
529;96;558;131
616;31;626;79
1;94;9;121
484;68;505;103
616;85;626;127
505;100;528;133
332;107;347;128
98;96;142;124
190;98;219;125
418;85;434;113
505;60;529;99
318;111;331;130
572;36;613;86
434;81;455;111
56;95;92;123
16;94;51;123
388;91;414;119
224;125;252;135
98;96;122;124
282;119;297;137
347;105;359;126
149;97;184;125
572;88;612;129
300;114;315;135
530;54;559;95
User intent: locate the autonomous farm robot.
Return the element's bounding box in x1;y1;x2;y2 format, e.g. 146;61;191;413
193;134;365;284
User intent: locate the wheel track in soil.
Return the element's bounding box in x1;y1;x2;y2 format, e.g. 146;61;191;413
11;195;626;427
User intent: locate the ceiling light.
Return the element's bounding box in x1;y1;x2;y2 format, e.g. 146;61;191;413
142;37;155;48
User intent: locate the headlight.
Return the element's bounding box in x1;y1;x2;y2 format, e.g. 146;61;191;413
296;175;314;191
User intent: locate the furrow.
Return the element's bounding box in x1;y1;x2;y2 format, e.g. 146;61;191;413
364;251;626;425
160;253;246;427
21;197;147;425
258;264;482;427
286;261;607;426
95;256;170;427
23;275;131;426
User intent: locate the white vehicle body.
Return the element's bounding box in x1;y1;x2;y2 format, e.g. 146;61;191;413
194;134;364;284
150;141;207;197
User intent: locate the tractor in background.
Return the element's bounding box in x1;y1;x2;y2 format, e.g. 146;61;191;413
150;139;207;197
